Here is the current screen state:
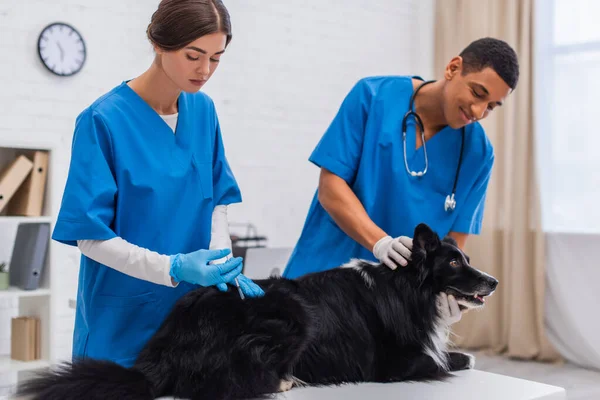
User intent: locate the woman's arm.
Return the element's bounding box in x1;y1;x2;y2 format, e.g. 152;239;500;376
208;205;232;264
77;237;175;287
77;206;233;287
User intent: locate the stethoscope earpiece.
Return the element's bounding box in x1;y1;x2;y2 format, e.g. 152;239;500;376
402;79;465;213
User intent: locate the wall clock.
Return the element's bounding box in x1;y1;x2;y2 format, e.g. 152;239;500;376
37;22;87;77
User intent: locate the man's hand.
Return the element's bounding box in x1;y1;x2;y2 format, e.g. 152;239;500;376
373;235;413;269
437;292;462;326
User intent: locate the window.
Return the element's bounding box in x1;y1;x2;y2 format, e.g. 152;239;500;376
534;0;600;233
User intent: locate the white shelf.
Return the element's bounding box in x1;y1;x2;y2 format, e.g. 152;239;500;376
0;287;51;299
0;216;53;224
0;143;57;383
0;356;49;374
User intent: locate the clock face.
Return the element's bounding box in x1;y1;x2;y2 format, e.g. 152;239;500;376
38;22;86;77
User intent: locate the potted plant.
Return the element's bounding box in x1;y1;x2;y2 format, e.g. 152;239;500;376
0;262;8;290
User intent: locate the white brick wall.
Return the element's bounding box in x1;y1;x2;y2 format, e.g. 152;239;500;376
213;0;435;246
0;1;161;392
0;0;434;387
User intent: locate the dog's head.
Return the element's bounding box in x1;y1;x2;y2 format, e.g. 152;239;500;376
411;223;498;310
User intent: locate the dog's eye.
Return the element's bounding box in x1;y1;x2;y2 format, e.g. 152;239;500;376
449;259;459;267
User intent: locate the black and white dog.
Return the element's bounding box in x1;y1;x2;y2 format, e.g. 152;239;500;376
17;223;498;400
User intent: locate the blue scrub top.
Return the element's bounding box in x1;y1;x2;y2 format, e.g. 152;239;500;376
52;82;242;367
283;76;494;279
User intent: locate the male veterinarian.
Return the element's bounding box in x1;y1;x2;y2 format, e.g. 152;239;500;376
283;37;519;323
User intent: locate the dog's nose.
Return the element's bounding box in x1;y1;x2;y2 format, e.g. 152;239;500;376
488;278;498;290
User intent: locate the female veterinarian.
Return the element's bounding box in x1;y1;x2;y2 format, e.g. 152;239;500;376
52;0;264;368
283;38;520;324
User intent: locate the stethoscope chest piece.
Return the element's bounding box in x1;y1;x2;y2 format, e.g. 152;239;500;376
444;193;456;212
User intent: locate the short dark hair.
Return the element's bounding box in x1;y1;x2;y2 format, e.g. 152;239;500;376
147;0;232;52
459;37;519;90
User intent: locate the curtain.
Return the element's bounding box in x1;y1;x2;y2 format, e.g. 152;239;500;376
434;0;561;362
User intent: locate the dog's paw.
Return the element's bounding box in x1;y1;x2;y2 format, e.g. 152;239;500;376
447;351;475;371
464;353;475;369
278;379;294;392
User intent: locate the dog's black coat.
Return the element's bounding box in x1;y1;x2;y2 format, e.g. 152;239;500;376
17;223;498;400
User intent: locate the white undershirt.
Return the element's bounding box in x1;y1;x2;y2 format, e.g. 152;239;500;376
161;113;178;133
77;113;233;287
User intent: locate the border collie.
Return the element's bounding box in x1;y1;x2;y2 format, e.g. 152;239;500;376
17;223;498;400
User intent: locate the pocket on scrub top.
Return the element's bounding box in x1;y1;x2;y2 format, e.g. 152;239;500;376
191;155;214;200
87;292;159;362
377;129;395;148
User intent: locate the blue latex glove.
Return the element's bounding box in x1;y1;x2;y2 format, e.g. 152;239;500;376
216;274;265;298
169;248;242;287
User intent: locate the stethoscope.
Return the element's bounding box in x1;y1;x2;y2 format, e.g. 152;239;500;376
401;80;465;212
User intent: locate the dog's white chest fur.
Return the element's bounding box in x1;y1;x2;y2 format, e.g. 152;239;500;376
344;258;453;371
424;318;450;370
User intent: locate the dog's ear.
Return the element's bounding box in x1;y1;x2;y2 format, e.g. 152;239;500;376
442;236;458;248
411;224;440;285
413;223;441;253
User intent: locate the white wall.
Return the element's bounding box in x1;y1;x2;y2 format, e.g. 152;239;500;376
0;0;434;382
212;1;434;246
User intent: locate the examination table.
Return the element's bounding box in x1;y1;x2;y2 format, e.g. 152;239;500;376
156;369;565;400
157;250;566;399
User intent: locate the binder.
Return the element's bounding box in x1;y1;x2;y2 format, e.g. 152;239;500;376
9;222;50;290
7;150;49;216
0;155;34;213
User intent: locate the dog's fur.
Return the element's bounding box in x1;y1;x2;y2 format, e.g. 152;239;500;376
17;223;498;400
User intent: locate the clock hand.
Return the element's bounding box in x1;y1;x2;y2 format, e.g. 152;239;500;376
57;42;64;62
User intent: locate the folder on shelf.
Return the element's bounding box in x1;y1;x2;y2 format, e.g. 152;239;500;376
7;150;49;216
0;155;34;213
9;222;50;290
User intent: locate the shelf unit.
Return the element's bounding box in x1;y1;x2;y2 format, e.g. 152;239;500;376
0;357;50;374
0;141;56;384
0;287;51;299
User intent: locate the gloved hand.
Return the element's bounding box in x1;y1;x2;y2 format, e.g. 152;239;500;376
169;248;242;287
373;235;413;269
217;274;265;298
437;293;462;326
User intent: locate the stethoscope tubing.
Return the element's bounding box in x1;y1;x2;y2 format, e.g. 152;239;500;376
401;79;465;212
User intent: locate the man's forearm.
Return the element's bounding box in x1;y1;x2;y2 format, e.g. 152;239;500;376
448;231;468;249
317;168;387;252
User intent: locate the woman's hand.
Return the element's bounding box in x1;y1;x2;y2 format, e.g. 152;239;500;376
169;248;242;287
